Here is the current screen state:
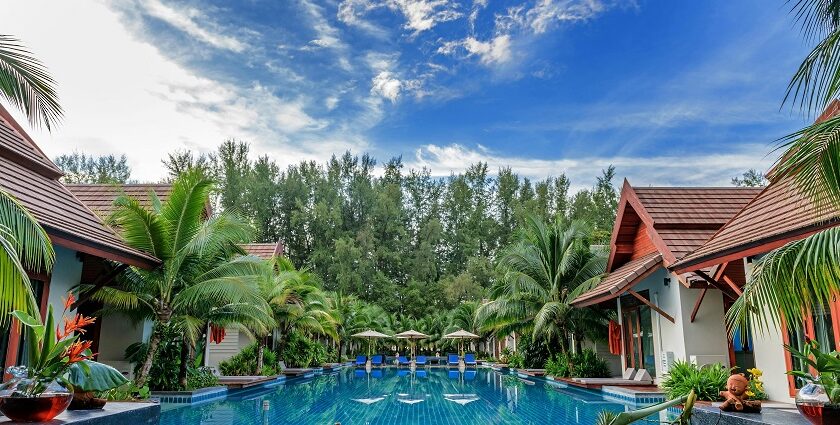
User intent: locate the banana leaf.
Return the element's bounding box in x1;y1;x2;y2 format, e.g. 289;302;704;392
68;360;129;392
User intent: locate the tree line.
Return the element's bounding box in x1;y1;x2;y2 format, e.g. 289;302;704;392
55;141;619;317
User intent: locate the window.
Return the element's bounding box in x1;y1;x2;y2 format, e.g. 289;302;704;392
783;297;840;395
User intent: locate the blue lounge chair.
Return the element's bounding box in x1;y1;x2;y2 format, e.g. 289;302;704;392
447;354;459;366
371;355;384;366
464;370;476;380
355;355;367;366
464;353;477;366
415;355;427;366
398;356;410;366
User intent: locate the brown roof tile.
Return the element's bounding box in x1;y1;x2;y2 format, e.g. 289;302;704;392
240;243;283;259
572;252;663;307
0;106;158;268
672;178;840;272
67;184;172;218
634;187;763;227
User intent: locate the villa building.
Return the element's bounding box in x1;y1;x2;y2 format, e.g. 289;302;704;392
572;183;761;383
0;104;160;375
672;174;840;402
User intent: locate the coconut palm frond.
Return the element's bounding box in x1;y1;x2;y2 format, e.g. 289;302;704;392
0;35;62;130
727;227;840;336
0;189;53;321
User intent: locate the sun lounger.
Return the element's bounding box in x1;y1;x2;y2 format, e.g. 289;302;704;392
398;356;410;366
464;353;477;366
447;354;459;366
571;369;653;385
371;355;384;366
415;355;427;366
355;355;367;366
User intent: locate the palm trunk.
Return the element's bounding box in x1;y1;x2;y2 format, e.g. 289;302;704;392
178;339;190;389
136;324;163;387
337;339;344;363
256;336;266;375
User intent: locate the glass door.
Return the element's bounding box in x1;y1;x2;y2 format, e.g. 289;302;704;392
621;292;656;375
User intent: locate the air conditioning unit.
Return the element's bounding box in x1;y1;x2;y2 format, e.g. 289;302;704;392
661;351;675;372
690;355;728;367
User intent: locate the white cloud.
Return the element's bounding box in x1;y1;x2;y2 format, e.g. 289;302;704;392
407;143;774;191
526;0;606;34
371;71;403;102
439;35;512;65
141;0;248;52
325;96;340;110
0;1;362;181
338;0;462;35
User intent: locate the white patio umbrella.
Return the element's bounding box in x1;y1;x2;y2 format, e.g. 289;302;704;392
395;330;428;359
443;329;479;356
352;330;392;356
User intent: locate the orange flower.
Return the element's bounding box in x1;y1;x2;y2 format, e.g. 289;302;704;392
57;314;97;340
64;340;94;363
62;294;76;312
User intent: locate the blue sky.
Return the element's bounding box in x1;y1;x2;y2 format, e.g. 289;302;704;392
0;1;818;188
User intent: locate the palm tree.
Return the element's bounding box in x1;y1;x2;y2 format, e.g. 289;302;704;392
476;216;606;354
264;257;334;365
727;1;840;331
0;189;54;322
0;35;62;130
89;169;265;386
327;292;372;362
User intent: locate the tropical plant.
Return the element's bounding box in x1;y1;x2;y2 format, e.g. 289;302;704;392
545;349;610;378
476;216;607;354
0;189;54;323
327;292;383;362
660;361;730;401
596;390;696;425
89;169;267;387
218;342;280;376
727;0;840;333
279;331;329;368
5;295;126;397
746;367;768;400
786;339;840;405
0;35;63;130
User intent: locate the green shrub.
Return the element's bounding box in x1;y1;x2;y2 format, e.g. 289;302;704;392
104;381;150;401
507;351;525;369
125;325;181;391
186;366;219;389
545;349;610;378
280;332;329;368
660;361;730;401
219;343;280;376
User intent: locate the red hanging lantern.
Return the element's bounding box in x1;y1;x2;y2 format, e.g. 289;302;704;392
209;323;226;344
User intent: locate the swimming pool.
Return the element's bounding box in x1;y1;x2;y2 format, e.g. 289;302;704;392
159;367;648;424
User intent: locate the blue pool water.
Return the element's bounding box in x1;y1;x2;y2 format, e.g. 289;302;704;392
159;367;647;424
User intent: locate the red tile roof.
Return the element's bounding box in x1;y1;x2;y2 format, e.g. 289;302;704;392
633;187;763;227
67;184;172;218
240;242;283;259
671;177;839;273
0;105;158;269
572;252;663;307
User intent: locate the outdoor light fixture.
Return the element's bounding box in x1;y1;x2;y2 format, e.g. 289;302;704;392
663;277;671;287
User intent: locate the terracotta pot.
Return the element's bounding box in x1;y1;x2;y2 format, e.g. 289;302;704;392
69;390;108;410
0;393;73;422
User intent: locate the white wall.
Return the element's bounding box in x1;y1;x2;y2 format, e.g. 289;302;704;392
47;246;83;322
97;314;146;377
206;327;253;369
582;339;623;377
620;267;731;381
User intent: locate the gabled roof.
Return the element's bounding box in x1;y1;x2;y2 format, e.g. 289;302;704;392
572;252;663;307
574;181;760;306
0;105;159;269
241;241;285;259
671;177;839;273
67;184;173;218
672;101;840;274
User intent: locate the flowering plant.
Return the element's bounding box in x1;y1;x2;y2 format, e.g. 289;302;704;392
745;368;767;400
3;294;125;397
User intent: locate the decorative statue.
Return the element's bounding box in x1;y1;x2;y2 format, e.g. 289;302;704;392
719;374;762;413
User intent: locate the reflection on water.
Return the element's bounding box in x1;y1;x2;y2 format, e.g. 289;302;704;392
160;368;636;425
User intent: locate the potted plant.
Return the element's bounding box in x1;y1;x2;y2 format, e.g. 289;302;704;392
67;359;129;410
0;294;125;421
786;339;840;425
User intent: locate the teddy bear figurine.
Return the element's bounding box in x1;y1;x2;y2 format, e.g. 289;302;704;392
719;374;762;413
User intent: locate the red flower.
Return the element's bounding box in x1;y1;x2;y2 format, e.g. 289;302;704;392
64;340;94;363
62;294;76;312
57;314;97;340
